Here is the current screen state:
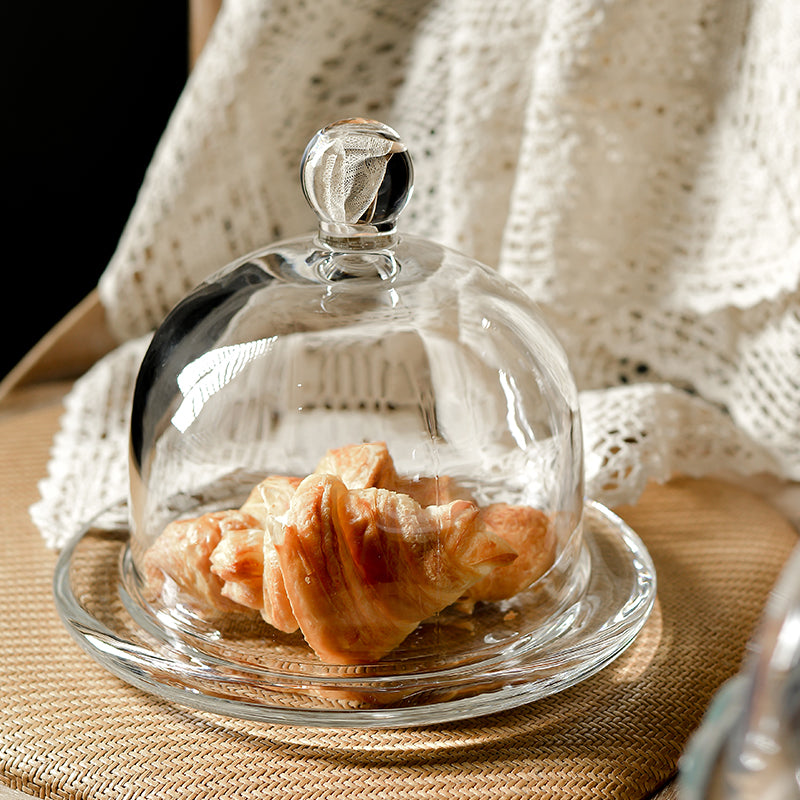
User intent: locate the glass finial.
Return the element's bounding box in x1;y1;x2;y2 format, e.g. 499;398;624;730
301;118;413;246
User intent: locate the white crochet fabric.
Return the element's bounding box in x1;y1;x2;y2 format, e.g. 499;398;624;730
32;0;799;548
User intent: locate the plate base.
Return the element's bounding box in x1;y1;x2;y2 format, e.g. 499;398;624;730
54;500;656;728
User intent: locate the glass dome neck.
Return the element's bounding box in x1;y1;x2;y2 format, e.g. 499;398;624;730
315;219;399;252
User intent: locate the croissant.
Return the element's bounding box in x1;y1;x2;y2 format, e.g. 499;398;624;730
466;504;556;602
210;475;301;633
206;447;406;632
240;474;302;522
205;447;481;643
314;441;399;490
274;473;516;664
142;509;260;614
312;444;556;605
316;440;473;508
143;442;555;665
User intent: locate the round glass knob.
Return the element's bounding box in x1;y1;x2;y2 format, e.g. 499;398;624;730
300;118;414;244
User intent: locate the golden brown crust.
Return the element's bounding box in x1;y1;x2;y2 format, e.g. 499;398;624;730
240;475;302;523
260;516;299;633
466;504;556;602
211;475;301;633
314;441;399;490
275;474;515;664
209;528;264;610
143;510;260;613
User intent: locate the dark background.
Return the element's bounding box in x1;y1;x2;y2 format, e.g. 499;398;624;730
3;4;189;380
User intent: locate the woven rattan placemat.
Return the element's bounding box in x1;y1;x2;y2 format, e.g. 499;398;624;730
1;386;797;799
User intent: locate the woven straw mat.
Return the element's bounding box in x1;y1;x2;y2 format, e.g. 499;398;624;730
1;383;797;800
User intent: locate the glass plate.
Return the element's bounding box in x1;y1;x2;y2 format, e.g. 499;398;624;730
53;499;656;728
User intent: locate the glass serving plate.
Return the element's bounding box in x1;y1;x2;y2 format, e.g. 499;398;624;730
54;499;654;727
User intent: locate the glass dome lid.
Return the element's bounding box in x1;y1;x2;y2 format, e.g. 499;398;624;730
54;119;656;727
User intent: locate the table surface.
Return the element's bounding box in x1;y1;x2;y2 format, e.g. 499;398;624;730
1;376;797;800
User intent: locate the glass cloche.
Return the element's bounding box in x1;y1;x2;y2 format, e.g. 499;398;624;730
55;119;656;726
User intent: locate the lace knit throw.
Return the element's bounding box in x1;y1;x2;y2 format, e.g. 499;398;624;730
32;0;799;548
